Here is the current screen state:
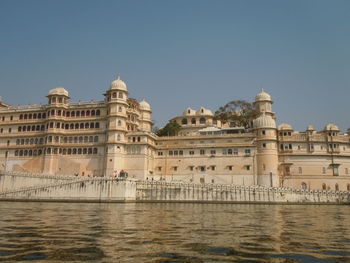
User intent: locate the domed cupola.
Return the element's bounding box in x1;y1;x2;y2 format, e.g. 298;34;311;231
278;123;293;131
255;88;272;102
253;112;276;129
139;99;151;111
110;74;127;91
48;87;69;97
47;87;69;105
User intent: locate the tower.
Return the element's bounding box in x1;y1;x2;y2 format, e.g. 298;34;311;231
253;90;279;187
139;99;152;132
104;75;128;176
44;87;70;174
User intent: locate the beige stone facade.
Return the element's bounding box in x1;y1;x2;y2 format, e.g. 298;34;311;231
1;77;350;191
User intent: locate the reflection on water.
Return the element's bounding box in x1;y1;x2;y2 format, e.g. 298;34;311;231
0;202;349;262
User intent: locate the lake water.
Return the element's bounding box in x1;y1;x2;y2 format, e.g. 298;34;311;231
0;202;349;262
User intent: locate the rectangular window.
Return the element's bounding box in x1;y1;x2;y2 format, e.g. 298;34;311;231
234;149;238;155
179;150;183;155
246;165;251;171
228;149;233;155
228;165;233;171
189;150;194;155
174;150;178;156
157;166;162;171
8;128;11;133
210;165;216;171
322;167;326;174
210;150;216;155
245;149;251;156
173;166;178;172
189;166;194;171
157;151;163;156
298;167;302;174
222;149;227;155
169;151;173;156
200;149;205;155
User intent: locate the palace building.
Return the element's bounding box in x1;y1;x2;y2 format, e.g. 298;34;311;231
1;75;350;191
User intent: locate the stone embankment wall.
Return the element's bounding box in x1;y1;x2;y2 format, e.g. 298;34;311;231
136;181;350;204
0;172;136;202
0;171;349;204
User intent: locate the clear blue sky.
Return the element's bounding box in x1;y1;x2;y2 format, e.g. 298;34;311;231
0;0;349;131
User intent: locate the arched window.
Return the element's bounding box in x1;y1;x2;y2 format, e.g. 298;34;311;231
96;110;100;116
90;122;94;129
199;117;206;124
15;150;18;156
118;92;123;99
117;134;121;141
28;114;32;119
181;118;188;125
19;150;23;156
118;120;122;126
65;124;69;129
63;149;67;155
36;125;40;131
88;148;93;154
38;149;42;155
91;110;95;116
112;92;117;98
84;123;88;129
94;136;98;142
80;123;84;129
72;148;77;155
301;182;307;190
66;111;70;117
84;136;88;143
51;109;55;116
76;111;80;117
81;111;85;117
16;139;20;145
89;136;93;142
75;123;79;129
93;148;98;154
19;114;23;120
46;148;51;154
24;150;28;156
191;118;196;124
83;148;87;154
74;137;78;143
68;149;72;155
118;106;122;112
33;113;37;119
95;122;99;129
86;110;90;116
335;183;339;191
24;114;27;119
78;148;82;154
31;125;35;131
18;126;22;132
71;111;75;117
79;136;83;143
29;150;33;156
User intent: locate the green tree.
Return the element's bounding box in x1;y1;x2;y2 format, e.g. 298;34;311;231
156;122;182;136
214;100;259;129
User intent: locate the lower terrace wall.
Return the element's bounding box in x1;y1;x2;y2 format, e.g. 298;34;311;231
136;181;350;204
0;172;349;204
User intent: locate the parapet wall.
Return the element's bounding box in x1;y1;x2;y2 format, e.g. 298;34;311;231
0;172;349;204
